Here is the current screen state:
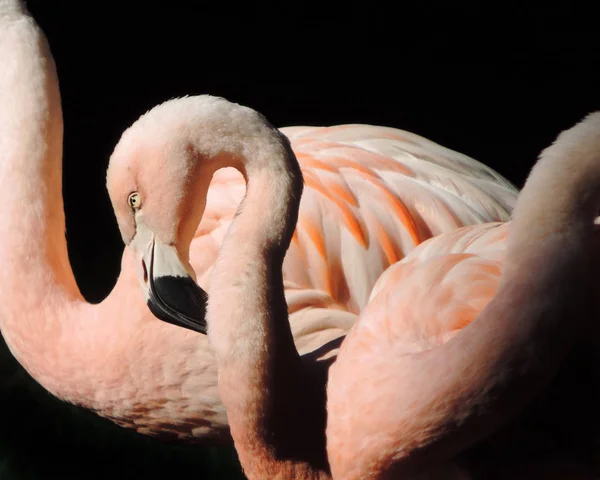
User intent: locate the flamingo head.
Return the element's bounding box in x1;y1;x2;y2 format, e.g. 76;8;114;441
105;95;297;335
105;100;215;335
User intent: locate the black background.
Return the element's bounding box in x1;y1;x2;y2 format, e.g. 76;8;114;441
1;1;599;478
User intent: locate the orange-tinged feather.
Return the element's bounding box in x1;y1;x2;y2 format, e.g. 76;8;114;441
445;305;478;333
337;206;368;249
322;156;375;176
321;177;359;207
375;223;401;266
331;147;416;177
298;214;327;259
354;171;423;247
291;230;299;246
297;154;340;173
297;140;347;151
304;176;368;248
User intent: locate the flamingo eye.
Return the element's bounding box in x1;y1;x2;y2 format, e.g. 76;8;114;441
128;192;142;210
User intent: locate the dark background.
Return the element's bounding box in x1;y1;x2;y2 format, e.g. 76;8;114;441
1;1;599;478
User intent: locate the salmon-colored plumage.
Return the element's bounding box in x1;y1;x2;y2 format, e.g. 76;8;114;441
4;1;592;477
96;90;526;479
0;0;519;448
111;98;600;479
198;123;517;314
327;120;600;477
12;3;600;479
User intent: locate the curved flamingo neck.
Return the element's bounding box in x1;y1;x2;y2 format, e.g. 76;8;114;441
1;8;230;442
0;3;102;404
195;121;329;477
0;4;74;290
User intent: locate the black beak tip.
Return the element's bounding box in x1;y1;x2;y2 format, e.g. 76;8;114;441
147;275;208;335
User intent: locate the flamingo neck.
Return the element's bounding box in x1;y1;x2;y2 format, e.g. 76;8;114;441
205;136;330;477
0;4;90;399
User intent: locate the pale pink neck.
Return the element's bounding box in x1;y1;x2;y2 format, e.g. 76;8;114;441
0;4;93;400
0;9;230;440
206;139;330;477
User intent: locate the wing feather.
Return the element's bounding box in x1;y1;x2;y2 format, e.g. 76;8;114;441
285;125;516;311
190;125;516;324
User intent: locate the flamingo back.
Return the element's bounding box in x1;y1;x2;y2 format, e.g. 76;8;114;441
189;125;517;316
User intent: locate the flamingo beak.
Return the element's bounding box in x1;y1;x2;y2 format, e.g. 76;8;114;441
129;222;208;335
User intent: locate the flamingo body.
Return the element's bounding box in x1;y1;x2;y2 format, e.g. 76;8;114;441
326;117;600;478
1;0;520;447
103;96;517;478
191;124;516;315
110;98;600;479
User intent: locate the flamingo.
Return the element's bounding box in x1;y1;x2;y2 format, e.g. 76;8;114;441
110;96;600;479
325;113;600;477
0;0;516;446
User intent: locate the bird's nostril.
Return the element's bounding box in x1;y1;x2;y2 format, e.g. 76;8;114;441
142;259;148;283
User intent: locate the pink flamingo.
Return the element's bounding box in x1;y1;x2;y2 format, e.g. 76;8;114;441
1;0;516;446
110;96;600;478
326;113;600;478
